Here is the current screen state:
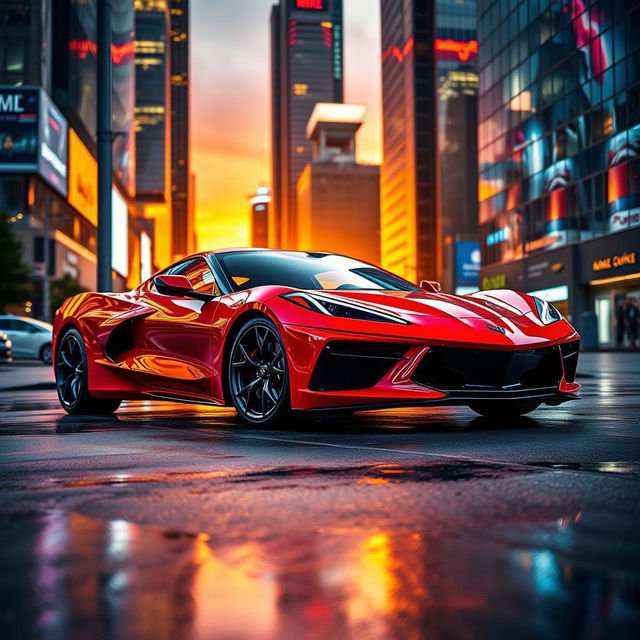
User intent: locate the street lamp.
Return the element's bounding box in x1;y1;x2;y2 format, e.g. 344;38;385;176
97;0;113;292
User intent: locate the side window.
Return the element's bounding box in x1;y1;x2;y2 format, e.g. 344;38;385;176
159;258;221;296
0;319;9;330
16;320;38;333
178;259;221;295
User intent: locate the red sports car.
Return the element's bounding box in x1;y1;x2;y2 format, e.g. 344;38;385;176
52;249;580;424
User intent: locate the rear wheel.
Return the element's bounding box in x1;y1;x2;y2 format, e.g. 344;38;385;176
40;343;52;365
228;317;289;426
468;399;540;418
55;328;121;415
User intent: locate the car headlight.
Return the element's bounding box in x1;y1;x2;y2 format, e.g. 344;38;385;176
533;296;562;325
281;291;410;324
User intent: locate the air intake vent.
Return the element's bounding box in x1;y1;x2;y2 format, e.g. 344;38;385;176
309;341;410;391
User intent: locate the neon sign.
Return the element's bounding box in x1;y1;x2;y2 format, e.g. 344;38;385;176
383;38;477;64
69;40;135;65
382;37;414;63
435;39;478;62
295;0;326;10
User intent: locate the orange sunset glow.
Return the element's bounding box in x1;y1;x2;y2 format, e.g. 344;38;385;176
192;0;382;251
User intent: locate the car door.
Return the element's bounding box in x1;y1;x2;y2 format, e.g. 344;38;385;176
1;319;39;358
136;257;221;397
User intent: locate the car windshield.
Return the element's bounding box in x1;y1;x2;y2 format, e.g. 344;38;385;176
216;251;421;292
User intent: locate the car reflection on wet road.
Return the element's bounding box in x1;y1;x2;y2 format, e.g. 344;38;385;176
0;353;639;639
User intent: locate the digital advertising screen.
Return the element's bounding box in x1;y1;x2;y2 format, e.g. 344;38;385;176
38;90;68;197
0;87;39;170
111;187;129;277
68;128;98;226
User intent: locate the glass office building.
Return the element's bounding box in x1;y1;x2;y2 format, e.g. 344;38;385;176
478;0;640;346
380;0;479;286
436;0;479;293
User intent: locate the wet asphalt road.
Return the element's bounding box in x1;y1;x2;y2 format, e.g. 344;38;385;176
0;353;639;640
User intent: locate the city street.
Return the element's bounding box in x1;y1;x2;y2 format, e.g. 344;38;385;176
0;353;639;639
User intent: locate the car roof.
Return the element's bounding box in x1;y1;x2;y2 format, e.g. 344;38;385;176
0;315;52;329
207;248;332;256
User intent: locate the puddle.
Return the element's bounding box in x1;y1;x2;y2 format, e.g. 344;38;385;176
232;461;538;484
0;511;638;640
46;461;535;491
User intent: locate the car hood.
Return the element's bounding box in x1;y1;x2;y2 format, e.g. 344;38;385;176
308;289;530;320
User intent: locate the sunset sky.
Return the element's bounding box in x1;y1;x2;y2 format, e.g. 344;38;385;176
191;0;382;250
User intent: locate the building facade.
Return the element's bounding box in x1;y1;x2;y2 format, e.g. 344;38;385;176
380;0;478;289
477;0;640;347
435;0;479;294
169;0;194;259
0;0;139;320
379;0;439;284
250;186;271;248
296;103;380;264
134;0;172;269
270;0;344;250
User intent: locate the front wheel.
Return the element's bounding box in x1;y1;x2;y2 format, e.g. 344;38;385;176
228;317;290;426
55;328;121;415
468;399;540;418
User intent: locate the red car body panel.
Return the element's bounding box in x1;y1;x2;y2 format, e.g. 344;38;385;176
52;250;581;412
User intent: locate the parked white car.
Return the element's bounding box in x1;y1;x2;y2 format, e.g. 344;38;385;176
0;316;53;364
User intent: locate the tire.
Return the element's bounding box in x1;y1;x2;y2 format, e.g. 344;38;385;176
40;343;52;365
468;399;540;418
55;328;121;415
227;317;290;426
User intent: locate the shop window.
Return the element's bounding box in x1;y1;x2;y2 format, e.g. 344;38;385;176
596;297;612;346
3;38;24;73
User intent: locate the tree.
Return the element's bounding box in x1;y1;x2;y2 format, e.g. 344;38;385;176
0;212;31;313
49;273;87;317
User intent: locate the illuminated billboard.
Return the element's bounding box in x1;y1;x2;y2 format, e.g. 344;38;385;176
0;87;68;196
111;188;129;277
68;128;98;226
39;91;68;196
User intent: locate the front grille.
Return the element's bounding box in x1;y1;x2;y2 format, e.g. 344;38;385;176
309;341;410;392
411;345;563;391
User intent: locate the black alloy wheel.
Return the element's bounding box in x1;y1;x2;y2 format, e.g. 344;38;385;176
55;328;121;415
228;318;289;425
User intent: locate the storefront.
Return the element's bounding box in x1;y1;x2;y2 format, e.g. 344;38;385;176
579;228;640;349
480;229;640;349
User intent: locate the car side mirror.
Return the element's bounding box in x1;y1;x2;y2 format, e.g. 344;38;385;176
154;275;213;302
419;280;442;293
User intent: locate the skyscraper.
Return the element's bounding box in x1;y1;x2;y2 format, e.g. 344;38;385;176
270;0;344;250
134;0;172;268
380;0;478;286
434;0;478;293
169;0;193;259
379;0;439;283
